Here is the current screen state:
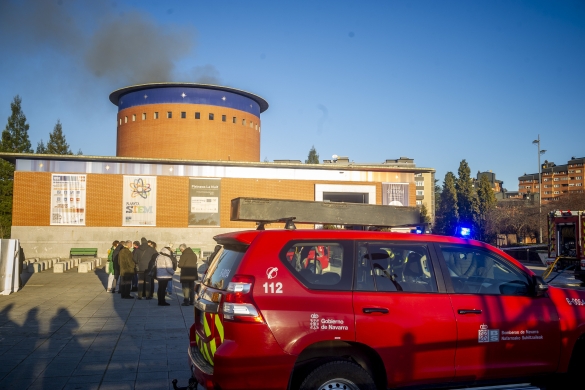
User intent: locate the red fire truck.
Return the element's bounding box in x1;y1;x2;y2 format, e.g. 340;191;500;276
547;210;585;281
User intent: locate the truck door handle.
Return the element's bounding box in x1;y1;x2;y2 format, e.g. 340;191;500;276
458;309;482;315
363;307;389;314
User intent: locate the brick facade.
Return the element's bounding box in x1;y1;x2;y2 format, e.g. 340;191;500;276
117;104;261;162
12;173;415;229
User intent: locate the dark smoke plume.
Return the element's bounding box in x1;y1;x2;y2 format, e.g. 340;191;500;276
0;0;221;86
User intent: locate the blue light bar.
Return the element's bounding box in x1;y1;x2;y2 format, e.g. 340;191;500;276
460;227;471;237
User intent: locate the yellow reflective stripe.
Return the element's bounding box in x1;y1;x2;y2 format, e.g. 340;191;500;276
203;314;212;337
205;341;214;366
215;315;224;342
210;338;217;356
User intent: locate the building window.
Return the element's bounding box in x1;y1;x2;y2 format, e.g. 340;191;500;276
232;117;236;123
415;181;424;187
195;112;200;119
132;114;136;122
167;112;172;119
242;119;246;126
554;178;559;181
209;113;214;120
256;124;258;130
554;191;560;194
222;115;226;122
543;178;549;182
577;176;583;180
181;112;186;119
142;113;146;120
416;200;422;205
416;190;424;196
124;116;127;123
554;184;560;188
250;122;253;128
154;112;159;119
577;183;583;187
118;118;121;125
577;170;582;173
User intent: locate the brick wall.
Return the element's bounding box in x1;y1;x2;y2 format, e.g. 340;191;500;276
13;173;418;228
117;104;261;162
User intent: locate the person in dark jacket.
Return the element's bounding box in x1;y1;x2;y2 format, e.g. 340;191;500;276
178;244;198;306
119;240;135;299
136;237;157;299
131;240;140;292
112;240;124;294
147;241;158;297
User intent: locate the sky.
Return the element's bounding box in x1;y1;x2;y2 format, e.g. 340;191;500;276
0;0;583;192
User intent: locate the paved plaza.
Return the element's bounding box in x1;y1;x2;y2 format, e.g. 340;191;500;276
0;266;194;390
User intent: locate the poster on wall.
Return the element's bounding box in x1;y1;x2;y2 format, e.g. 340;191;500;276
123;176;157;226
50;174;86;225
189;178;220;226
382;183;409;206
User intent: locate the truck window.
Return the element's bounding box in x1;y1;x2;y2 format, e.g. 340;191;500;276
440;246;531;296
355;243;438;293
281;241;352;291
202;245;246;290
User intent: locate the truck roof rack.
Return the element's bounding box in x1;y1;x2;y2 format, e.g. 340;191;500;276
231;197;421;229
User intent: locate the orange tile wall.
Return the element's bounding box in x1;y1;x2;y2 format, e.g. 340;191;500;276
86;174;122;226
12;172;51;226
117;104;260;162
13;173;416;228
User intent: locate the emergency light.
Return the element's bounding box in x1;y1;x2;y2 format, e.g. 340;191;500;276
458;226;471;238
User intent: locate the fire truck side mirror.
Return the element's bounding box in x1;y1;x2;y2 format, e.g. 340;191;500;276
532;275;549;297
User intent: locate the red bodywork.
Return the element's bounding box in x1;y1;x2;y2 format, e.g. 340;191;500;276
189;230;585;389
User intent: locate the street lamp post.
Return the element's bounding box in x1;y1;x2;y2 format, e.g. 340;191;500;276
532;135;546;244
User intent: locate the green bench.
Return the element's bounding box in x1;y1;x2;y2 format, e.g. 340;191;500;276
70;248;98;258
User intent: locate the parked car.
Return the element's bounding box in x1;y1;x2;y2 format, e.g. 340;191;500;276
187;229;585;390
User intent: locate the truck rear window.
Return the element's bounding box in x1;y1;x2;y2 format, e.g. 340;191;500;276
202;245;246;290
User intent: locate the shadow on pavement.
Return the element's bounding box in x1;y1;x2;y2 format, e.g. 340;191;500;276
0;264;192;390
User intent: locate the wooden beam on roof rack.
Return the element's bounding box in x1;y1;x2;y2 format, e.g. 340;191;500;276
230;197;420;227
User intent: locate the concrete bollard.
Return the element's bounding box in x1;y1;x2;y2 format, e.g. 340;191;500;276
28;263;41;273
78;262;90;273
54;262;66;273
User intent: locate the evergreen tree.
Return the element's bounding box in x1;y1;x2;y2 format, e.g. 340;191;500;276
0;95;33;237
1;95;33;153
435;172;459;236
476;174;497;241
305;145;319;164
46;120;73;155
77;149;83;155
455;159;479;230
419;203;431;225
434;178;441;218
36;139;47;154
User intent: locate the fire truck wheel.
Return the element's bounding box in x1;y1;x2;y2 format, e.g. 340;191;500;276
299;360;376;390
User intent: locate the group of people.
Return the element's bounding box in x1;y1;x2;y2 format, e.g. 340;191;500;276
105;238;204;307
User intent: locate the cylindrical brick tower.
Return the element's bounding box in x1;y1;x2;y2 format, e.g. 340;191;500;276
109;83;269;162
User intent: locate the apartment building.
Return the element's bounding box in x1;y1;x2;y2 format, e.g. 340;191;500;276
518;157;585;201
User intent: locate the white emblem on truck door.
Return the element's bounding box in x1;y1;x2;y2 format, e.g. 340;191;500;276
266;267;278;279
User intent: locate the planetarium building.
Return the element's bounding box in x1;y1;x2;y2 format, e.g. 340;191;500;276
111;83;269;162
1;83;435;259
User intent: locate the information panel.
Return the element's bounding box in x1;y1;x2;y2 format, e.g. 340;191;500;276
123;175;157;226
189;178;220;226
50;174;86;225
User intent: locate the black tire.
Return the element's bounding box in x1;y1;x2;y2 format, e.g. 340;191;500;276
299;360;377;390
